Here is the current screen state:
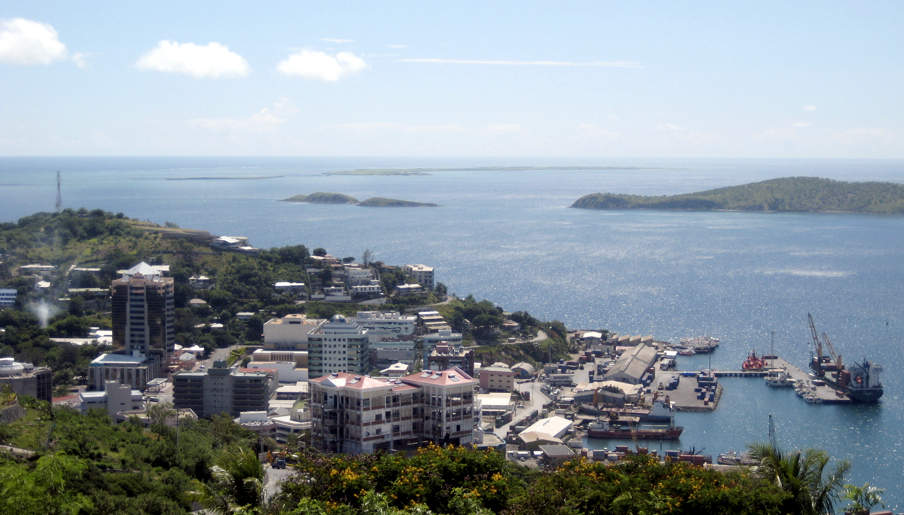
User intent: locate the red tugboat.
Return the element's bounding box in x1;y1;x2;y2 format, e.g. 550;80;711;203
742;350;766;370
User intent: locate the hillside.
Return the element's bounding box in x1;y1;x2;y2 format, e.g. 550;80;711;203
282;192;437;207
571;177;904;214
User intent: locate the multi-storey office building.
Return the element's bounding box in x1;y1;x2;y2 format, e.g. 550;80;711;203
173;361;270;418
307;314;370;378
110;262;174;379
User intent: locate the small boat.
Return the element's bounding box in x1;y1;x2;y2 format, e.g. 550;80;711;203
764;368;794;387
677;347;696;356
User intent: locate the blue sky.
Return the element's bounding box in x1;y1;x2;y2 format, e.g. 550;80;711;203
1;1;902;157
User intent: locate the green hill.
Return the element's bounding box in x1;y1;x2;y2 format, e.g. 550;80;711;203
571;177;904;214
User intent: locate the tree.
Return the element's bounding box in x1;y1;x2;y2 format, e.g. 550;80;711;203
842;482;885;515
362;248;374;266
193;446;263;513
312;248;327;257
749;442;850;515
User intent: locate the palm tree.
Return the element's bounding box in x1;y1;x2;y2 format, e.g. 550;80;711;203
194;446;264;513
749;442;850;515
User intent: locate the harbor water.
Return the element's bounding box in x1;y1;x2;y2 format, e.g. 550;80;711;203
1;156;902;507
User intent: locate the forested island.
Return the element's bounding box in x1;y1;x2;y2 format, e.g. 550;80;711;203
283;192;437;207
571;177;904;214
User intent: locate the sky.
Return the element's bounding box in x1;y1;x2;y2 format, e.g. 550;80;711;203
0;1;902;158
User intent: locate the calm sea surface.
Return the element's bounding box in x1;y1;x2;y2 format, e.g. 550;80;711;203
2;156;903;507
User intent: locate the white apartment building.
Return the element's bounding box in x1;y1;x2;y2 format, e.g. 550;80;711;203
356;311;417;341
310;367;475;454
345;266;374;286
307;314;370;378
403;264;434;289
263;314;326;350
249;348;309;383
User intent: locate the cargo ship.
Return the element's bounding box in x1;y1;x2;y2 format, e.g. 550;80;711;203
807;313;883;403
587;414;683;440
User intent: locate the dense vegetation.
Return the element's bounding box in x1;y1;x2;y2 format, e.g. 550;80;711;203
271;444;798;514
0;397;260;513
283;192;437;207
571;176;904;214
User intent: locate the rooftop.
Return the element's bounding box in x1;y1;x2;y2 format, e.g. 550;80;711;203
401;367;475;386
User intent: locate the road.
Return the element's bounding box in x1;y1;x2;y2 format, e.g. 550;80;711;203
263;463;296;502
494;378;551;439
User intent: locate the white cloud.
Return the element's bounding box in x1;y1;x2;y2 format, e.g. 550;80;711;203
321;37;354;44
277;50;366;81
136;40;249;78
802;105;817;111
792;121;811;128
656;123;686;132
331;122;463;133
398;57;641;68
485;123;522;135
0;18;67;65
71;52;87;69
387;43;407;49
189;98;296;131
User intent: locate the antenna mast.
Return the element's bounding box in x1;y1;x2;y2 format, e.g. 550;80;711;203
55;171;62;212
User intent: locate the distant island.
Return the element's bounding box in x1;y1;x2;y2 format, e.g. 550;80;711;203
165;175;284;181
282;192;437;207
571;177;904;214
324;165;658;176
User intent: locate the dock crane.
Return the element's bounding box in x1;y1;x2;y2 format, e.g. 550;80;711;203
821;332;843;371
807;313;825;377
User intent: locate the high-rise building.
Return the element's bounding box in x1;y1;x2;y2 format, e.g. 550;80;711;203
111;262;174;378
308;314;370;378
172;361;271;418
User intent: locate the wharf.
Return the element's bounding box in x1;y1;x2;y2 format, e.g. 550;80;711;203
715;357;850;404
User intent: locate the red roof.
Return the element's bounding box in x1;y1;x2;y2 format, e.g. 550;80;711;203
401;367;476;386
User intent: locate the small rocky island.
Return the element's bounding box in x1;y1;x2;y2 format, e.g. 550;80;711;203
282;192;437;207
571;177;904;214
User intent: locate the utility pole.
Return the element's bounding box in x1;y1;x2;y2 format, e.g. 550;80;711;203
55;171;62;212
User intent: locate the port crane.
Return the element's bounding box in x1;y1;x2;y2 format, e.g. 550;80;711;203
808;313;843;375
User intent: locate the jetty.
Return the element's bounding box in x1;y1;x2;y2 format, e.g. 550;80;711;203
713;356;850;404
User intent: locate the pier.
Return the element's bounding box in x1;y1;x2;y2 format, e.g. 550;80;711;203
712;357;850;404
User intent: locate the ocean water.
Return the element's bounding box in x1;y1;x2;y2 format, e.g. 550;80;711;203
1;156;903;507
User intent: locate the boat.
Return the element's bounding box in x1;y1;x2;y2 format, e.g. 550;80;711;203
717;450;759;466
676;347;696;356
742;350;766;370
764;368;794;387
680;336;720;353
806;313;884;403
587;414;683;440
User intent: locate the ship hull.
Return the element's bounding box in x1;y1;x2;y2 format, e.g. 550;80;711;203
588;426;683;440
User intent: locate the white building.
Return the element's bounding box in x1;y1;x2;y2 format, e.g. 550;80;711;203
274;281;306;297
310;367;475;454
263;314;326;350
79;380;143;416
345;266;374;286
307;314;370;377
403;264;434;289
249;349;309;383
356;311;416;341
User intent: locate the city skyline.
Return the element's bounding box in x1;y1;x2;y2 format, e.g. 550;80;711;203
1;1;902;158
